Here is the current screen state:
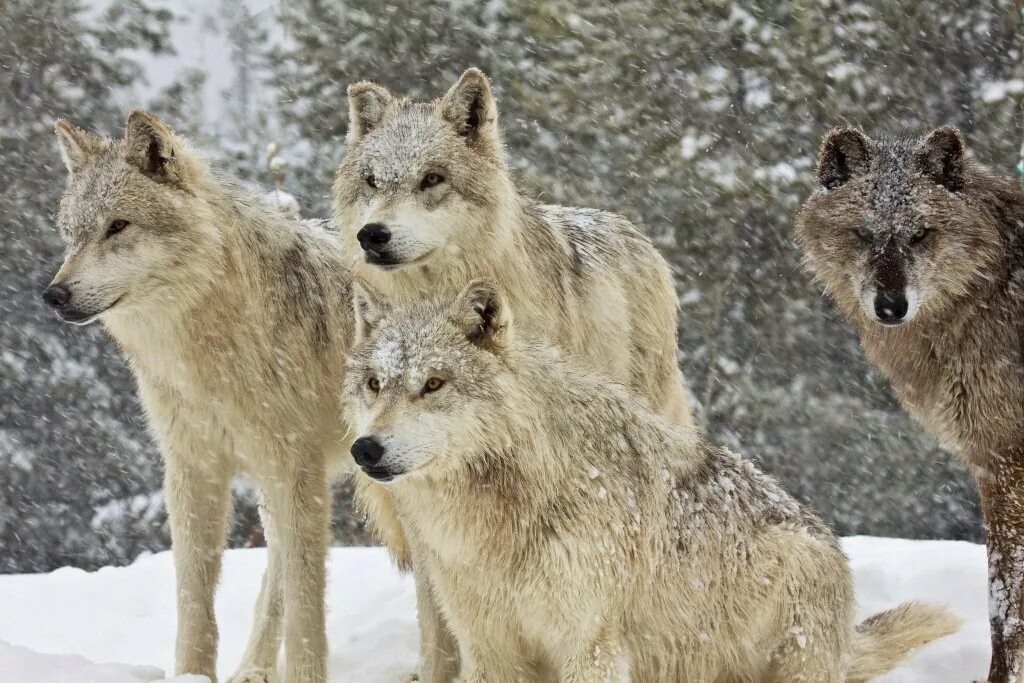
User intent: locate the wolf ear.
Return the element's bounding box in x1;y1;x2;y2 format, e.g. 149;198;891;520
124;109;190;186
914;126;966;192
347;82;393;144
453;279;510;352
352;281;388;343
439;68;499;149
817;127;870;190
55;119;104;175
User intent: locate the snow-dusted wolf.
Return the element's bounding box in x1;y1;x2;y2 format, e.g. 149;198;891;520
795;126;1024;683
343;279;960;682
46;111;353;683
333;68;694;678
332;68;692;427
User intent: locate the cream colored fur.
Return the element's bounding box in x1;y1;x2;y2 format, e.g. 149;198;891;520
333;68;693;680
343;281;961;682
52;112;354;682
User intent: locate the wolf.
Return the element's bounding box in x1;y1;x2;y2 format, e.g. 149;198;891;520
332;68;695;679
47;111;354;683
342;279;960;682
795;126;1024;682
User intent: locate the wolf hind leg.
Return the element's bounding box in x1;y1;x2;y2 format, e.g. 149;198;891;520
413;563;460;682
230;494;284;683
558;629;629;683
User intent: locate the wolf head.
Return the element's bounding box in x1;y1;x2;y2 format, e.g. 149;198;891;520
796;126;1002;327
343;279;514;483
45;111;221;326
332;68;515;283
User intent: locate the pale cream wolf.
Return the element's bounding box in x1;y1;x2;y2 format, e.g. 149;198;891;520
333;67;694;679
332;67;691;427
343;280;960;682
795;126;1024;683
47;111;354;682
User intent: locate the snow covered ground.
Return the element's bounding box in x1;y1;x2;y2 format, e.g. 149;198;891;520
0;538;989;682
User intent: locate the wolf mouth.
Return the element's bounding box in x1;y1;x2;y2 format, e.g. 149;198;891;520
364;249;434;271
59;295;123;326
361;465;398;482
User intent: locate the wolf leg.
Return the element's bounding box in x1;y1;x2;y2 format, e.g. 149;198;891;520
980;459;1024;683
270;461;330;683
165;451;232;681
412;560;460;682
230;495;284;683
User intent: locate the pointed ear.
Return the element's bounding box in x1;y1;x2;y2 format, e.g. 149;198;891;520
439;68;499;147
352;281;388;343
347;82;393;144
914;126;966;192
55;119;104;174
123;109;189;185
453;279;510;352
817;127;870;190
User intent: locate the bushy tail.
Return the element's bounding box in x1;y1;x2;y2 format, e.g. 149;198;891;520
846;601;962;682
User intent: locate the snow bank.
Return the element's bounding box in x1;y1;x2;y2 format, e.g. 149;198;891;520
0;539;988;682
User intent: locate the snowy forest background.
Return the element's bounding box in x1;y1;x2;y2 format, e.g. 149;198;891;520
2;0;1022;573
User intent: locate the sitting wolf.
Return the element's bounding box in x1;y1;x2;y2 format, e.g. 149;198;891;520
333;67;695;679
795;126;1024;683
47;111;352;682
343;280;959;682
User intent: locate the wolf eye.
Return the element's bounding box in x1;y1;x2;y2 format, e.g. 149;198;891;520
106;219;129;238
854;226;872;243
367;377;380;393
420;173;445;190
366;174;377;189
423;377;446;394
910;227;931;245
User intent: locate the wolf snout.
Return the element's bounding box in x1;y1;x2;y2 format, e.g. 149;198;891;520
351;435;385;467
42;283;72;311
356;223;391;252
874;291;909;325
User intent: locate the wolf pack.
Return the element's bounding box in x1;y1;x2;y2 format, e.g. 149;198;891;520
40;67;1024;682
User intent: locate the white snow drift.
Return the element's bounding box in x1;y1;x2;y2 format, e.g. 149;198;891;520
0;538;989;682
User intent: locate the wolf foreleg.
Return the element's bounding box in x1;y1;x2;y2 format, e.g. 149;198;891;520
980;458;1024;683
412;555;460;682
165;452;232;681
270;461;330;683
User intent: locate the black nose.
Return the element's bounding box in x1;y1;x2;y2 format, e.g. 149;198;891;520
42;284;72;310
351;436;385;467
357;223;391;251
874;291;908;324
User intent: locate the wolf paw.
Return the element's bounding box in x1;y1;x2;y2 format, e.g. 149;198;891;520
228;670;274;683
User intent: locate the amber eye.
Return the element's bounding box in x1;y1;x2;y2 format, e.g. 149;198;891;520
106;219;129;238
366;174;377;189
367;377;380;393
423;377;445;394
420;173;445;190
910;227;930;245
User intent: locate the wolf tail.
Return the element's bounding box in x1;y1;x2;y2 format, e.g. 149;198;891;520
845;601;962;682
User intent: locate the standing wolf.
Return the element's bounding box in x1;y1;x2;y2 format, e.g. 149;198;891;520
344;280;959;682
795;126;1024;682
332;68;695;679
47;111;353;683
